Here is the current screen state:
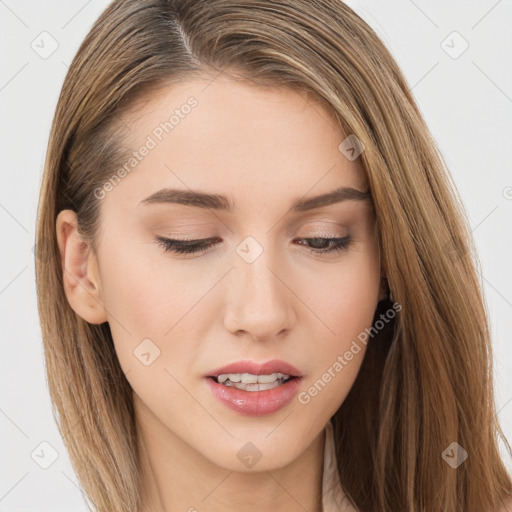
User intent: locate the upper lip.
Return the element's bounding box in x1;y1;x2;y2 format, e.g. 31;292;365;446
207;359;303;378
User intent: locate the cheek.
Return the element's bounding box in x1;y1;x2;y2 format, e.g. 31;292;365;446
100;235;206;321
97;240;199;369
296;252;380;412
299;244;381;336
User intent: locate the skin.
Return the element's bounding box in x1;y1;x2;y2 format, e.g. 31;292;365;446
56;73;387;512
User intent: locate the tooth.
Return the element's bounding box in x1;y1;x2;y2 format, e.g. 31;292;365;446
216;372;292;386
257;373;279;383
240;373;258;384
233;381;282;391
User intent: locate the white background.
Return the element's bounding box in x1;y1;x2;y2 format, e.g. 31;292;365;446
1;1;511;510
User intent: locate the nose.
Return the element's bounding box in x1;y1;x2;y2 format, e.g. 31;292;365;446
223;241;296;342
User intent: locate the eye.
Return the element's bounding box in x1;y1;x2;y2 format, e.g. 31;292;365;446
156;236;220;255
155;235;352;256
296;236;352;255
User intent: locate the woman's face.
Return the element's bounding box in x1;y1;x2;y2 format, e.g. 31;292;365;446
59;74;385;471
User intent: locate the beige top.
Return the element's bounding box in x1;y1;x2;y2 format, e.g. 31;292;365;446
322;420;359;512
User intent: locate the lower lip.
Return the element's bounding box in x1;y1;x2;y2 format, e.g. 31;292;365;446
205;377;303;416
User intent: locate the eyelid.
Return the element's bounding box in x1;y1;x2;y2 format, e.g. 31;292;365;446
155;224;349;243
305;229;347;238
156;234;353;257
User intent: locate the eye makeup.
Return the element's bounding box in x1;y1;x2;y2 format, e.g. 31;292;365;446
155;234;352;257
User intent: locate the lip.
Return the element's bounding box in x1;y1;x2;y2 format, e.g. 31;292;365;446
206;359;303;378
205;359;304;416
205;375;303;416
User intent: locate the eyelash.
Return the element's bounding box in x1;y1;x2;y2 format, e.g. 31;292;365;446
155;236;352;256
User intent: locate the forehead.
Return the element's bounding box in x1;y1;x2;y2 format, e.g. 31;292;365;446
107;74;368;212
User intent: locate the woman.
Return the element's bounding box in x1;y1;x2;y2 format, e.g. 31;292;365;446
34;1;512;511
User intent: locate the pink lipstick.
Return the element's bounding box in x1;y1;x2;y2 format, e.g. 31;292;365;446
205;359;304;416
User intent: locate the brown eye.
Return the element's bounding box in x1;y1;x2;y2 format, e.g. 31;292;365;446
295;236;352;254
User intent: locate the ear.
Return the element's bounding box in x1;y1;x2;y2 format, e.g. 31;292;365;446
55;209;108;324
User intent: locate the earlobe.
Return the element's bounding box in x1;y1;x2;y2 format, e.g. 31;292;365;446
55;209;108;325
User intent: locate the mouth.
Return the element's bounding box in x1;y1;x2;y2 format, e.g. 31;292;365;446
205;359;304;416
206;359;303;383
208;372;298;391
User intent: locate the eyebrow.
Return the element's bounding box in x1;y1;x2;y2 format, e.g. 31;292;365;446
139;185;371;212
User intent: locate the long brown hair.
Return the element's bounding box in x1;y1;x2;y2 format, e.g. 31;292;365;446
34;1;512;510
